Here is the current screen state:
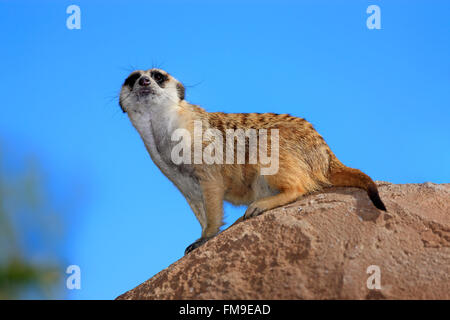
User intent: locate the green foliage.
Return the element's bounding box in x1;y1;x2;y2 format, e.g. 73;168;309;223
0;149;65;299
0;258;60;299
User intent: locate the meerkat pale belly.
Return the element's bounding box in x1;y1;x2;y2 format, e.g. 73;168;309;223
119;68;387;254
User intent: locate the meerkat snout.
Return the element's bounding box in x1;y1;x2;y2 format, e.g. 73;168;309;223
136;76;156;97
138;75;151;87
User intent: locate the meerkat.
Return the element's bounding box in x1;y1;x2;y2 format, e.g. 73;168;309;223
119;68;387;254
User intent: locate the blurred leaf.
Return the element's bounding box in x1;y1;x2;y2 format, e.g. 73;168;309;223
0;144;65;299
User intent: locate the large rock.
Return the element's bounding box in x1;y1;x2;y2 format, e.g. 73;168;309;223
117;182;450;300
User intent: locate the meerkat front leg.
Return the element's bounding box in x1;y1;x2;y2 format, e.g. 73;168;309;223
186;198;207;232
185;180;224;254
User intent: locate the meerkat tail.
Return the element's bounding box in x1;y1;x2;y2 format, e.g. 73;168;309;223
329;165;387;211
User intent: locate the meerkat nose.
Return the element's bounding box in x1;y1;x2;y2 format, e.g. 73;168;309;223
139;76;151;87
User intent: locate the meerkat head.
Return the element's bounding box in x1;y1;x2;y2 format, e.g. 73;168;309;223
119;68;185;113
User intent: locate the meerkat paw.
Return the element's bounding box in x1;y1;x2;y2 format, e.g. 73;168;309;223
244;204;267;220
184;237;211;255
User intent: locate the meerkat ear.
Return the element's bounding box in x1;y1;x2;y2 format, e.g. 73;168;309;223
176;82;185;100
119;98;126;113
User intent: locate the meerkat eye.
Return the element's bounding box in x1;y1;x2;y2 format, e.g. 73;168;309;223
152;71;166;85
124;72;141;88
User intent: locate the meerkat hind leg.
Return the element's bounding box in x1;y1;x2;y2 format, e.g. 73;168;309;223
244;188;305;220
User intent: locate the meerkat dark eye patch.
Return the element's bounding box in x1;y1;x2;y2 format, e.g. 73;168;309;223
150;71;168;87
124;72;141;89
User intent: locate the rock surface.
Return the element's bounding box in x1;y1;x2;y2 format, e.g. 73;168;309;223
117;182;450;300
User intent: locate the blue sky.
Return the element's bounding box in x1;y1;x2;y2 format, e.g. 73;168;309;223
0;0;449;299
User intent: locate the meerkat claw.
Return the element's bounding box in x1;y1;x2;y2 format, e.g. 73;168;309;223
243;205;266;220
184;237;209;255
